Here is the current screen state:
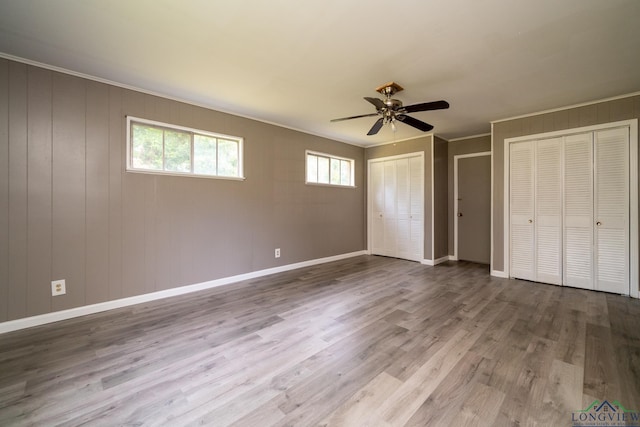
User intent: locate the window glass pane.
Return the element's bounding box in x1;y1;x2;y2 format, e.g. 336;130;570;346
164;130;191;172
194;134;217;175
307;154;318;182
330;158;341;185
317;156;330;183
132;124;163;170
217;139;239;176
340;160;351;185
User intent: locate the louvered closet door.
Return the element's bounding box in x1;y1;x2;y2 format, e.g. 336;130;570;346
594;127;629;294
510;141;535;281
383;160;398;255
563;133;594;289
396;158;412;260
535;138;563;284
408;156;424;261
370;161;385;255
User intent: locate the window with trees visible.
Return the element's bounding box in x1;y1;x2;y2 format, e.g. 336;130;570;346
306;150;355;187
126;117;243;179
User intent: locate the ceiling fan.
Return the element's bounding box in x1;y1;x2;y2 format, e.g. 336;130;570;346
330;82;449;135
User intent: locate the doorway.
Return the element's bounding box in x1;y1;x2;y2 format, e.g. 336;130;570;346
454;152;491;264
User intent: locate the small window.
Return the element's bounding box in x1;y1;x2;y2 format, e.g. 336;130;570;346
306;150;355;187
126;117;243;179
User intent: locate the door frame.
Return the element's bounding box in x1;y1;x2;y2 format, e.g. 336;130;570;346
367;151;425;262
503;119;638;297
454;151;491;261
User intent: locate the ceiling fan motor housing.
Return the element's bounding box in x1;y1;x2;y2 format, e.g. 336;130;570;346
385;99;403;110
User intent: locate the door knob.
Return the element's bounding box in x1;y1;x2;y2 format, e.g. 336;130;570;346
596;221;602;226
457;212;463;217
528;219;533;223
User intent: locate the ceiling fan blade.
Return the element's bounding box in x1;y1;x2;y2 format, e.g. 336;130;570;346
330;112;380;122
367;118;384;135
402;100;449;113
364;97;386;110
397;115;434;132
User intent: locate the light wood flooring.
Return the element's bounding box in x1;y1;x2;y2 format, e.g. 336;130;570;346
1;255;639;426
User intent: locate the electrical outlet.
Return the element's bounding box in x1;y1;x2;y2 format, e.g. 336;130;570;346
51;279;66;296
275;248;281;258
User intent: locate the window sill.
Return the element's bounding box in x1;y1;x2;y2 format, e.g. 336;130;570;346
125;168;246;181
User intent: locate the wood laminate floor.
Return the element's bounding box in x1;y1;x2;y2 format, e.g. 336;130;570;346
1;255;639;426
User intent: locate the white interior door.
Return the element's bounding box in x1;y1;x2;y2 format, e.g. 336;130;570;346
563;132;594;289
510;141;535;281
594;127;629;293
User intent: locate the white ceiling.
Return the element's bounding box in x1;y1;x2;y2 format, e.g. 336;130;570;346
1;0;639;146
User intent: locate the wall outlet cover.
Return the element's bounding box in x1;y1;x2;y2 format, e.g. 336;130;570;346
51;279;66;296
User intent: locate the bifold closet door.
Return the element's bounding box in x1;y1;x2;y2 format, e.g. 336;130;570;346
370;156;423;261
510;139;562;284
395;157;423;261
370;161;385;255
563;133;594;289
383;160;398;255
535;138;562;284
594;127;629;294
509;141;535;281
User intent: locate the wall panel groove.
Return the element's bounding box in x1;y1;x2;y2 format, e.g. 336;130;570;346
0;58;365;325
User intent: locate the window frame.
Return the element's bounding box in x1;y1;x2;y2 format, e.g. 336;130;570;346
305;150;356;188
126;116;245;180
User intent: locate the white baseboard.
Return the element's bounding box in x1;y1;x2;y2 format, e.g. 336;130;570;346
0;250;367;335
491;270;509;278
448;255;458;261
421;256;450;266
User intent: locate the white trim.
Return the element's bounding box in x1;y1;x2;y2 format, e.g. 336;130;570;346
490;123;495;273
367;151;425;263
0;250;368;334
431;136;435;262
454;151;491;261
365;133;435;148
503;119;638;298
630;122;639;298
492;92;640;124
421;256;450;266
491;270;509;278
449;133;492;142
0;52;366;148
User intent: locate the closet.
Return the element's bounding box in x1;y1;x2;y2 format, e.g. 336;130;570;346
369;153;423;262
509;126;630;294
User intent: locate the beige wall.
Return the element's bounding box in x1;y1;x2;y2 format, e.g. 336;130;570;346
492;95;640;280
365;136;433;260
0;58;366;323
447;135;491;255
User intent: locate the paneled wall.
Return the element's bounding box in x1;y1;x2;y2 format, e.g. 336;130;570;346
492;95;640;286
0;58;365;323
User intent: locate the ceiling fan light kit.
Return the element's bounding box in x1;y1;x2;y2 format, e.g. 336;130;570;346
331;81;449;136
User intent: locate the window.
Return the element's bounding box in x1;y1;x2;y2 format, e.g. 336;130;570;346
126;117;243;179
306;150;355;187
